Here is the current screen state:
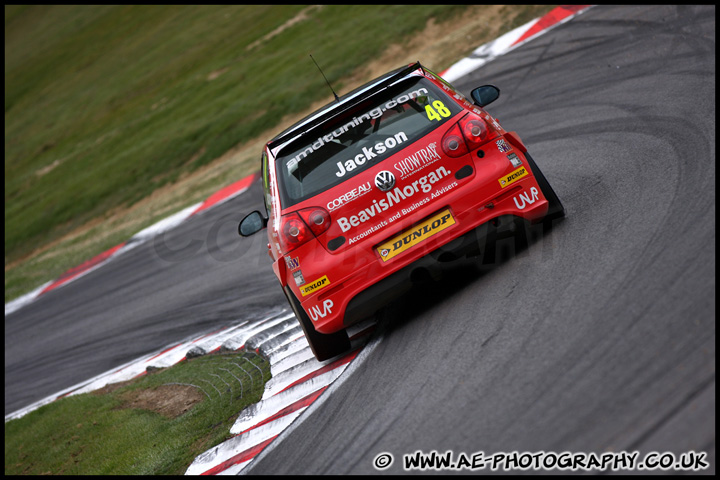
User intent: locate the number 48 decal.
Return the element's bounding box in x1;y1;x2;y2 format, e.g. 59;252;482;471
425;100;451;121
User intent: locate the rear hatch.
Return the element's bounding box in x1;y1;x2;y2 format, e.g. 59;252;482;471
273;69;496;256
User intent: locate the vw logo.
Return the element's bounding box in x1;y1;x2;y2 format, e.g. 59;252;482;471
374;171;396;192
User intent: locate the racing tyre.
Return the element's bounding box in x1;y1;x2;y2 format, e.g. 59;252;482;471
283;286;351;362
524;152;565;222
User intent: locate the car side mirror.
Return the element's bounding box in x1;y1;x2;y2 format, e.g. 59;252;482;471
239;210;267;236
470;85;500;107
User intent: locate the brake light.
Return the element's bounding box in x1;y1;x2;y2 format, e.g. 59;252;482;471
441;112;500;157
462;117;489;148
281;213;313;251
297;207;331;237
279;207;331;253
441;123;469;158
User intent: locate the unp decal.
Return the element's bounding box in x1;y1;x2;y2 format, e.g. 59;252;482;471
513;187;540;209
309;299;334;321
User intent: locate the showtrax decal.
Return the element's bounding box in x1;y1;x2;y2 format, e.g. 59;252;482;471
393;142;441;179
338;166;451;233
286;88;429;171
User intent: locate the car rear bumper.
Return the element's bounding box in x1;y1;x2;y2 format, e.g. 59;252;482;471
300;153;552;334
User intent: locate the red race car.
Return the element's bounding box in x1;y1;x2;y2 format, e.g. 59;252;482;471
240;62;564;360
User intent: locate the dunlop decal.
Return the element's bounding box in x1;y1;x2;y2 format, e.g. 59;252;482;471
376;209;455;262
299;275;330;297
498;166;528;188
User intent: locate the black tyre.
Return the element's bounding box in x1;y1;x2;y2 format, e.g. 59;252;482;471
283;286;351;362
524;152;565;222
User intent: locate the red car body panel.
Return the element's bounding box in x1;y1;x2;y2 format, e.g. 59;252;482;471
257;64;554;335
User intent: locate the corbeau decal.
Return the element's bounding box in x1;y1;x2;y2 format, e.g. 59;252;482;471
498;166;528;188
299;275;330;297
338;166;451;233
308;299;334;321
376;209;456;262
327;181;371;212
513;187;540;209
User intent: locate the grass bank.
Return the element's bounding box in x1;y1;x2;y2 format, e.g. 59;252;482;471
4;351;270;475
5;5;555;303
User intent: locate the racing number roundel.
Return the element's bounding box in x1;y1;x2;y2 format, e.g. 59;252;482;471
375;171;396;192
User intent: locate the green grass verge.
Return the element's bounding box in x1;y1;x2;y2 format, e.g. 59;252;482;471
5;5;467;266
4;5;557;303
4;350;270;475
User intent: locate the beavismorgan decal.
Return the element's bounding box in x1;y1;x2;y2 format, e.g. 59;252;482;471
498;166;528;188
337;166;451;233
299;275;330;297
376;209;456;262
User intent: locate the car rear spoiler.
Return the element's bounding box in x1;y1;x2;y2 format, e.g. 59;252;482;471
268;61;425;157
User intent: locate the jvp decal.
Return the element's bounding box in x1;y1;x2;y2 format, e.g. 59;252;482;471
299;275;330;297
513;187;540;209
376;209;455;262
309;299;334;321
498;166;528;188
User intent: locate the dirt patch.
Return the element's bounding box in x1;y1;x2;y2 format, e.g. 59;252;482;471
116;384;206;419
246;5;323;51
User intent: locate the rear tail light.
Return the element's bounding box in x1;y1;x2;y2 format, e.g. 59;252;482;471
441;112;501;157
279;207;331;253
298;207;331;237
462;117;489;148
441;123;469;158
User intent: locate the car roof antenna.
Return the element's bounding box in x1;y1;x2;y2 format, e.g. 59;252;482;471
310;54;339;102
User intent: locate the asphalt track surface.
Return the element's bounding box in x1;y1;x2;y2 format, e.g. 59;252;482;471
5;4;715;474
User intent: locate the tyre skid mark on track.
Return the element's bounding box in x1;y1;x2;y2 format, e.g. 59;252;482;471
6;5;597;474
5;6;592;318
4;173;259;316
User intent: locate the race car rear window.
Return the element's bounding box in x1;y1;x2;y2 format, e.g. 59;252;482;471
275;75;461;207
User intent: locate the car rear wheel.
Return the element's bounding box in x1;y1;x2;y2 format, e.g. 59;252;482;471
283;286;351;362
524;152;565;222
